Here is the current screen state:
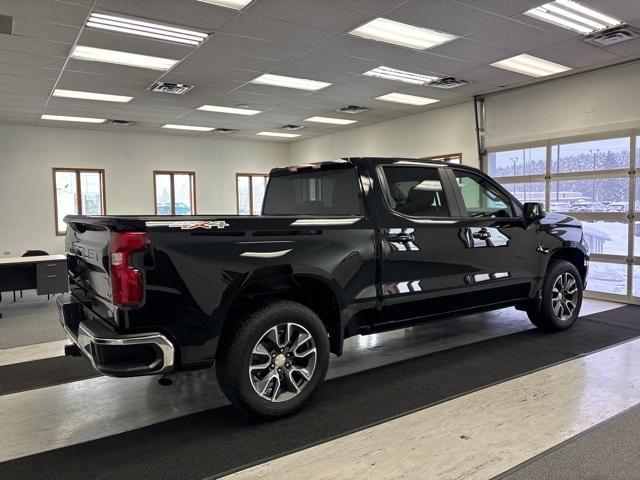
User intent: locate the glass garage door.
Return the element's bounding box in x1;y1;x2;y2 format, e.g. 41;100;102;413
488;134;639;304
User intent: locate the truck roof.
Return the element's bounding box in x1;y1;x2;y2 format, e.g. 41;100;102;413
272;157;481;175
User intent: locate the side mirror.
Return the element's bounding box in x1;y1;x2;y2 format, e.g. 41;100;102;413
523;202;546;221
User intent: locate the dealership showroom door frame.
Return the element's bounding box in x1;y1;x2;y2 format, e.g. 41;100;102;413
488;130;639;305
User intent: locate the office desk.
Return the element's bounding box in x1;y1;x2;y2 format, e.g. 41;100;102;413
0;255;69;314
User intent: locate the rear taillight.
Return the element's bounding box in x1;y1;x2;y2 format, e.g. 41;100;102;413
110;232;150;307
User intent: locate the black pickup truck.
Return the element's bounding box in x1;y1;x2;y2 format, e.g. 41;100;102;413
59;158;588;417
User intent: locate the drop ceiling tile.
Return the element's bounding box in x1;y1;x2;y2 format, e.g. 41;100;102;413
184;43;282;71
313;36;435;73
578;0;640;22
511;13;583;39
157;73;243;95
46;96;120;114
170;62;260;83
64;58;164;81
600;37;640;57
0;0;90;26
457;64;532;86
202;32;310;63
0;50;66;69
293;51;380;75
344;0;407;14
396;84;470;101
0;73;55;89
11;17;80;43
219;13;339;47
245;0;376;32
418;52;476;75
467;19;567;51
95;0;236;30
129;90;199;108
0;33;72;56
76;29;193;61
42;103;119;118
234;83;317;101
386;0;505;36
0;63;60;80
428;38;517;65
529;39;621;68
57;70;153;92
0;83;52;96
454;0;546;17
175;110;258;128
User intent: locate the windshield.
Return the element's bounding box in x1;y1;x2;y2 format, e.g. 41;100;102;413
262;167;361;216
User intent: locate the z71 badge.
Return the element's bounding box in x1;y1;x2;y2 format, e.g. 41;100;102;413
145;220;230;230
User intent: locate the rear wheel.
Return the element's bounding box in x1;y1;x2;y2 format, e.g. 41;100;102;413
527;260;583;331
216;300;330;418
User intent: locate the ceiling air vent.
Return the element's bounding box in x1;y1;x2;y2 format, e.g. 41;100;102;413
427;76;470;89
215;128;237;133
108;119;135;126
336;105;369;115
149;82;194;95
584;24;640;47
282;124;305;131
0;15;12;34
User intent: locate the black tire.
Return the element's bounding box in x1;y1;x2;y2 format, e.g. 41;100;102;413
216;300;330;418
527;260;583;332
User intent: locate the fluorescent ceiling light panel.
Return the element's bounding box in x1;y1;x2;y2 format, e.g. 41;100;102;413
87;13;208;46
256;132;300;138
41;114;105;123
375;92;439;106
196;0;253;9
162;124;215;131
71;46;178;71
490;54;571;77
197;105;262;115
363;65;438;85
349;17;456;50
53;89;133;103
524;0;621;34
250;73;331;91
304;116;357;125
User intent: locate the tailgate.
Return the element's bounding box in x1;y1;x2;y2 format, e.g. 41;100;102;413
65;221;114;322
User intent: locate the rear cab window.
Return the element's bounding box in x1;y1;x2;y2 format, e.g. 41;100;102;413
381;166;451;218
262;166;361;216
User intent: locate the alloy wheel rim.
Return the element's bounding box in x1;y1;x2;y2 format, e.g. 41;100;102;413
249;322;317;402
551;272;578;321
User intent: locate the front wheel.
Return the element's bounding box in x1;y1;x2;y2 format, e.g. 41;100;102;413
216;300;330;418
527;260;583;331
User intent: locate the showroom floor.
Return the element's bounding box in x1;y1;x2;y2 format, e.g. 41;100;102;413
0;293;637;479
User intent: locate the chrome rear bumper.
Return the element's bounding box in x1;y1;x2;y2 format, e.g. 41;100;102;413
57;293;175;377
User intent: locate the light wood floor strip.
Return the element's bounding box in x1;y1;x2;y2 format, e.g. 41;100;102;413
222;334;640;480
0;340;67;367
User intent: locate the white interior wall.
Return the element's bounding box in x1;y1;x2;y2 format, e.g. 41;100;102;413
485;60;640;148
288;102;479;167
0;125;288;256
3;59;638;257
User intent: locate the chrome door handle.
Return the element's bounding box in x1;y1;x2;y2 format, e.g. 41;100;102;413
472;229;491;240
387;233;415;243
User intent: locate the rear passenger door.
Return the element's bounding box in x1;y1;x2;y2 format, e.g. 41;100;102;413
446;168;540;306
373;163;470;324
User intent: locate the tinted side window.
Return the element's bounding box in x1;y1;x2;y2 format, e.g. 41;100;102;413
453;170;514;218
263;168;361;215
382;167;450;217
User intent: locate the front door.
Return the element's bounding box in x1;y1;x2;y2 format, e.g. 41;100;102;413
372;163;470;324
446;168;541;307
